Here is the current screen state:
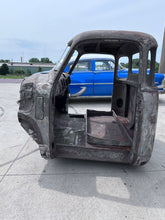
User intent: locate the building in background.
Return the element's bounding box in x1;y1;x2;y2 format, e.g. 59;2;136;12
0;62;54;75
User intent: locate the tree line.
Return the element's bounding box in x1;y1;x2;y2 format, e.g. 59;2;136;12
29;57;53;63
0;57;160;76
0;57;53;63
0;57;53;76
120;58;159;72
0;63;35;76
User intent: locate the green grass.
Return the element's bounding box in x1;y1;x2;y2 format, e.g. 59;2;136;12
0;74;26;79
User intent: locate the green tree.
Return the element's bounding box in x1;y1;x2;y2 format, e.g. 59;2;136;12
38;66;42;72
40;57;52;63
26;69;31;76
0;63;9;75
132;59;139;68
155;62;159;72
0;59;9;63
10;69;14;75
120;59;159;72
120;62;128;68
14;69;25;75
29;58;40;63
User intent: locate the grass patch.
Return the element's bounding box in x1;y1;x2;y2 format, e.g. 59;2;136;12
0;75;26;79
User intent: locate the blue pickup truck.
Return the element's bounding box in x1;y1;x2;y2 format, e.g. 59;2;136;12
36;56;165;97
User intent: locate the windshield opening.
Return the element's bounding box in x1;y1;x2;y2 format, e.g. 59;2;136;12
53;46;70;71
53;46;80;74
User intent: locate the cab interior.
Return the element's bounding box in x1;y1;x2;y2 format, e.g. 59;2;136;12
52;40;148;154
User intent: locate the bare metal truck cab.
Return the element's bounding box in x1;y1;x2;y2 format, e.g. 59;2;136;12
18;30;158;165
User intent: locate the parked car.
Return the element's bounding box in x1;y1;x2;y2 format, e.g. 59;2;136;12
34;55;164;97
18;30;160;165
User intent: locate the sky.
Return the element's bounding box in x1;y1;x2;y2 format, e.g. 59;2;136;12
0;0;165;63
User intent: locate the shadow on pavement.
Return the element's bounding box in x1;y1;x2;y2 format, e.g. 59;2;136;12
38;139;165;208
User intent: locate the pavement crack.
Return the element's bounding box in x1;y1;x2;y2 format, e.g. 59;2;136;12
0;148;39;168
0;138;30;183
9;144;22;149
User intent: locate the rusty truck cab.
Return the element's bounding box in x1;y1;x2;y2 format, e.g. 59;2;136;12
18;31;158;165
48;31;158;165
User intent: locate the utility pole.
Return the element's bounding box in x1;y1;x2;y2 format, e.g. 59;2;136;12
159;28;165;74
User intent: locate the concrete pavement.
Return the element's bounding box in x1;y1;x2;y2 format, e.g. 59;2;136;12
0;83;165;220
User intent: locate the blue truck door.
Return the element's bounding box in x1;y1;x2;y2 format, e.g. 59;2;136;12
69;60;94;96
93;59;114;96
